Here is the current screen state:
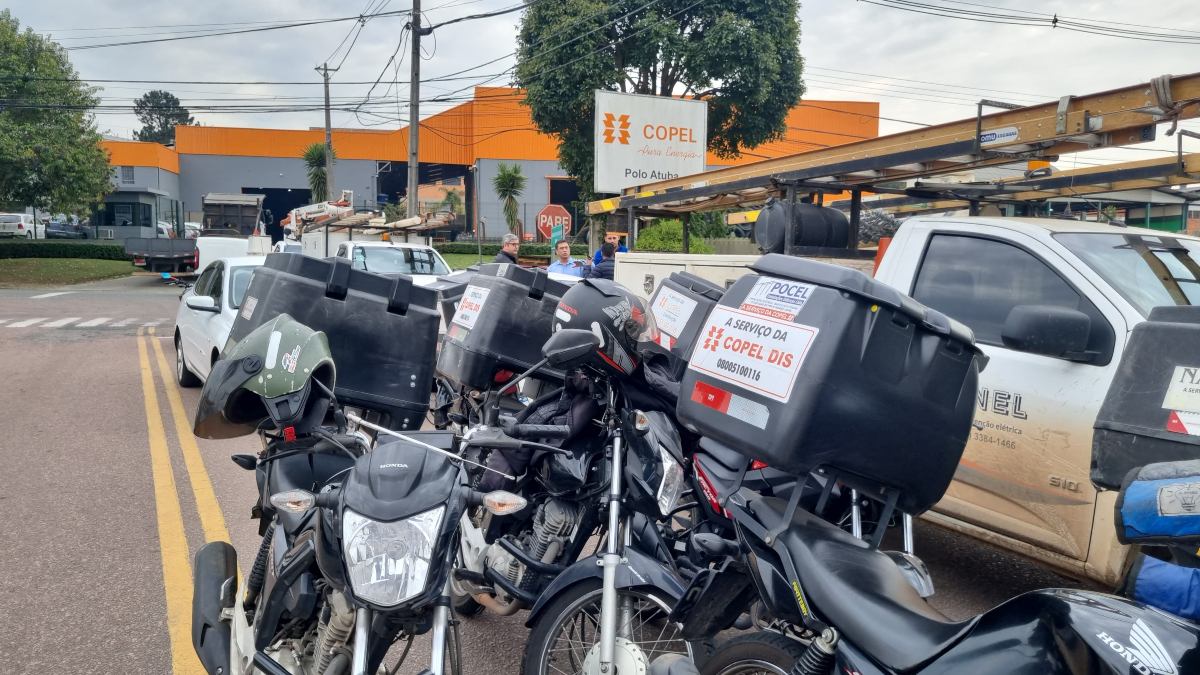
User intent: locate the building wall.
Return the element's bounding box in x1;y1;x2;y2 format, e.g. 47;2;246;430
177;154;379;219
474;158;568;239
109;165;180;197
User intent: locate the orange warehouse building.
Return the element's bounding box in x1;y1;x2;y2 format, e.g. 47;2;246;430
100;87;877;239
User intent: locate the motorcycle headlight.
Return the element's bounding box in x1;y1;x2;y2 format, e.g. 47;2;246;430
342;505;445;607
656;446;685;517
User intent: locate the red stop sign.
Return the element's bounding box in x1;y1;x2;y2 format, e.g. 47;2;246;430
536;204;572;240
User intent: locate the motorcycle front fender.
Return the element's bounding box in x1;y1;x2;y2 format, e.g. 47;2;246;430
525;547;687;628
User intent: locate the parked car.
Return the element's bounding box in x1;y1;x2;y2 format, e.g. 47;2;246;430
173;256;266;386
332;240;452;286
45;220;85;239
271;240;303;254
0;213;41;238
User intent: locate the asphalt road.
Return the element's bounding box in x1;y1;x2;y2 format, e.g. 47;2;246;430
0;275;1097;674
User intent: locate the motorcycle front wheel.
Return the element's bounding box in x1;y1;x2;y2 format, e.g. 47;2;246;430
699;632;805;675
521;579;697;675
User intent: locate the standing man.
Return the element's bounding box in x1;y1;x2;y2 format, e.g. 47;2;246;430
587;242;616;280
592;231;628;265
494;232;520;264
547;240;585;277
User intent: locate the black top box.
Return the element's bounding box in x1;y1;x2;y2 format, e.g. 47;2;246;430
1093;306;1200;490
676;254;985;515
436;264;570;390
644;271;725;379
228;253;440;430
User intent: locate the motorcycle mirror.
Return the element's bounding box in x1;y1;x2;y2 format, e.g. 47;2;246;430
541;329;600;368
270;489;316;513
482;490;528;516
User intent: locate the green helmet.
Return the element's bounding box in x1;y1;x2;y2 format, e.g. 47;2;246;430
193;314;336;439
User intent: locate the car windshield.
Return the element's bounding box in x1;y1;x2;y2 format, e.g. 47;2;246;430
1055;232;1200;316
355;246;450;276
229;266;257;308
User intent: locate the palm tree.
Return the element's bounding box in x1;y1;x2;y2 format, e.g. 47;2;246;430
492;163;526;235
302;142;336;201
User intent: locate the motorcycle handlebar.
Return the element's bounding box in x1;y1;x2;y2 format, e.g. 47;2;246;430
504;422;572;440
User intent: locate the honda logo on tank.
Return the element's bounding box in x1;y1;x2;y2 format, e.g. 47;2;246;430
593;89;707;194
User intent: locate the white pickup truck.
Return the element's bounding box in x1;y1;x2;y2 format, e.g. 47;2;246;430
626;216;1200;586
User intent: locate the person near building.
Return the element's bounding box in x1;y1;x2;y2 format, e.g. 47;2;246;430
587;242;616;280
494;232;520;264
592;232;628;265
547;239;585;277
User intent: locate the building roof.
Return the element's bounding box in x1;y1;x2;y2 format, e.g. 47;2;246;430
167;87;878;167
101;140;179;173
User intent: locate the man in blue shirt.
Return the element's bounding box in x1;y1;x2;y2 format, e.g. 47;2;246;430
592;232;628;265
547;239;585;277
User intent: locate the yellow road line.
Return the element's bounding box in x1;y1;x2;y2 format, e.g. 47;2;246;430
138;331;205;675
150;336;232;545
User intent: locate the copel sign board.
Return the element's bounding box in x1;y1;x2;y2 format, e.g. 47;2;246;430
594;90;707;194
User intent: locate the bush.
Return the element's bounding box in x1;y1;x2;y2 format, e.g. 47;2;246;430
635;220;715;254
0;240;129;260
435;242;590;257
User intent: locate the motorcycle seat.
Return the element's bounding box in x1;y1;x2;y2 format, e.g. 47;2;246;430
698;437;751;471
747;496;976;671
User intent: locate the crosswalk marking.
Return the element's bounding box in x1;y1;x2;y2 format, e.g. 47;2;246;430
76;317;112;327
41;317;82;328
8;318;48;328
29;291;74;299
142;320;162;327
111;318;137;327
0;319;8;326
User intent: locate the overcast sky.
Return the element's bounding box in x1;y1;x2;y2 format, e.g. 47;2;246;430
8;0;1199;168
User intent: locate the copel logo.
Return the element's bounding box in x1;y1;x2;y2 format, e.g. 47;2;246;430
701;326;723;352
602;113;630;144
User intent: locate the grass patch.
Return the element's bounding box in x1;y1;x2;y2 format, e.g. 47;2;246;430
0;258;133;287
441;252;490;270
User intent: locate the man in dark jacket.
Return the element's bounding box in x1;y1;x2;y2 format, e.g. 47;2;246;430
588;242;615;280
494;233;520;264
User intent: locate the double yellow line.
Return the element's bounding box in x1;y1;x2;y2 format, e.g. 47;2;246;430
136;327;234;675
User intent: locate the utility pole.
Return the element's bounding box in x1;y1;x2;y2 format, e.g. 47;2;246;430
406;0;427;218
316;62;339;202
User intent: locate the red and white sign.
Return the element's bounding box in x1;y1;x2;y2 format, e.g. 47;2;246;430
452;285;491;330
739;277;816;321
652;286;698;340
536;204;572;240
687;306;818;403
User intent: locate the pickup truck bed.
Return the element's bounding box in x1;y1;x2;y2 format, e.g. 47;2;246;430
124;238;196;273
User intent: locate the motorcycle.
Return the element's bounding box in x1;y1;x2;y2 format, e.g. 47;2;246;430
189;316;527;675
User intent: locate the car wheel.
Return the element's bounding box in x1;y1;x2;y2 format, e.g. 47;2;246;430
176;336;201;388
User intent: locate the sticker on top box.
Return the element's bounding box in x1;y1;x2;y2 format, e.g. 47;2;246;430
652;286;699;339
687;305;818;403
1162;365;1200;414
690;380;770;429
451;285;491;330
739;276;816;321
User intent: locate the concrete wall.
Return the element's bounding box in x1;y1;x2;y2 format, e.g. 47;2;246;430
178;155;378;219
474;158;567;239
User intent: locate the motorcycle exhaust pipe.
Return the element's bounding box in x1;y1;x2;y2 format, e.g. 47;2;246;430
475;590;523;616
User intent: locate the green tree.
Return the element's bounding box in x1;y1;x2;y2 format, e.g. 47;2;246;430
439;187;464;216
133;89;195;145
636;219;714;253
516;1;804;200
492;163;527;234
302;142;336;202
0;11;111;213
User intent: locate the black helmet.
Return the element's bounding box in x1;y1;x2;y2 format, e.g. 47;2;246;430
553;279;657;378
193;314;336;439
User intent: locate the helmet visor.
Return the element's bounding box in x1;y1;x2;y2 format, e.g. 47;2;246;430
193;355;267;439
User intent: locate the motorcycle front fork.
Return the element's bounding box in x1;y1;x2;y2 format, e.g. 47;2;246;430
597;430;626;673
349;579;454;675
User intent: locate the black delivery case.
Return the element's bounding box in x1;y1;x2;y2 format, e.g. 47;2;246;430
645;271;725;379
1093;306;1200;490
436;264;570;389
676;254;985;514
227;252;440;430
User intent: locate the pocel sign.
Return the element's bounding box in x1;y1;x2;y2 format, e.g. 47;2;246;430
594;90;707;194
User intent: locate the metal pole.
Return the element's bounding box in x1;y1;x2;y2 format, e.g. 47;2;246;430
784;186;796;255
849;190;862;251
407;0;422;219
317;62;338;202
626;207;635;249
682;212;691;254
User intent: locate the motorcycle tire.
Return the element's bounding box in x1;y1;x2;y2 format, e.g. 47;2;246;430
699;632;806;675
521;579;704;675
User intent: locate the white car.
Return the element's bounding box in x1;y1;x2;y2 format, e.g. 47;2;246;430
272;240;304;254
333;240;451;286
174;256;266;386
0;213;41;238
